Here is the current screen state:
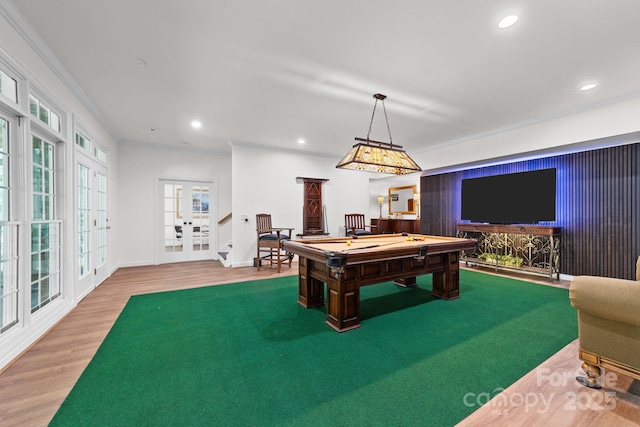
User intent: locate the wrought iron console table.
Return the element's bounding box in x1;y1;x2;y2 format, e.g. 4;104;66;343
456;223;562;281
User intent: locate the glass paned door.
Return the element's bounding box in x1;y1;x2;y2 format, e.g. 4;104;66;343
94;169;108;283
159;180;214;263
191;185;210;253
163;183;183;253
77;163;90;279
75;151;109;299
75;158;93;300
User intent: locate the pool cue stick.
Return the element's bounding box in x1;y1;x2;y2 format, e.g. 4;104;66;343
342;238;409;252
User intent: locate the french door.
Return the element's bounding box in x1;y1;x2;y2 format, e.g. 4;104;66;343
157;179;216;263
75;152;109;300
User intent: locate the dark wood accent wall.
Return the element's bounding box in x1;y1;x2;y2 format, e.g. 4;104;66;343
420;142;640;279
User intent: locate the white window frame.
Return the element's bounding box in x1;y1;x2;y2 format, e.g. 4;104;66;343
28;85;66;140
29;131;62;313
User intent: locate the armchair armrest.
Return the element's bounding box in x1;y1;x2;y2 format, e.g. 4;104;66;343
271;227;294;239
569;276;640;327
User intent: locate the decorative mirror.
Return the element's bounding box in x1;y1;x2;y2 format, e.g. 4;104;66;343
388;185;417;215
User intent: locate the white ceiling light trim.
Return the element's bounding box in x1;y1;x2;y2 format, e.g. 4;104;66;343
498;15;519;29
580;83;597;91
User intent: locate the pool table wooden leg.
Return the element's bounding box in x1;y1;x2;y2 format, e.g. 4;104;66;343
297;257;324;308
325;271;361;332
431;252;461;300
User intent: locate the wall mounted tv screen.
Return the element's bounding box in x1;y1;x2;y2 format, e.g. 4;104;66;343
461;168;556;224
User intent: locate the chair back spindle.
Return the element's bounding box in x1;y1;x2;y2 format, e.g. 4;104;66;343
256;214;273;234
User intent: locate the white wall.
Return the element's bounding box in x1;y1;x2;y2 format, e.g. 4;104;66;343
231;143;375;267
116;144;232;266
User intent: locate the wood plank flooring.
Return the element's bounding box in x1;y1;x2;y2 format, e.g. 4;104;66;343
0;261;638;426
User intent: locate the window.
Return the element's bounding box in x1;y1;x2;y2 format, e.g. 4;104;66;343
30;135;61;312
0;117;8;220
0;116;18;332
95;146;107;163
75;130;90;151
0;224;19;333
29;95;61;133
0;69;18;103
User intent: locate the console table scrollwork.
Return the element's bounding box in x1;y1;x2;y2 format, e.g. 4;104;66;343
456;223;562;282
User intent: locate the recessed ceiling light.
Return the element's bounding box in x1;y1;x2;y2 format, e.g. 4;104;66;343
580;83;597;91
498;15;518;29
297;138;305;144
191;120;202;129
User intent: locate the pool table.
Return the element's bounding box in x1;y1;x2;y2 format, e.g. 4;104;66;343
282;233;477;332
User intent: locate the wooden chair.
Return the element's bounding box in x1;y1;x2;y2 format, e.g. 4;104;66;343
256;214;294;272
344;213;377;236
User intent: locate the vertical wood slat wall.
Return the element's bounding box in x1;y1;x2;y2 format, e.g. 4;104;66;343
420;143;640;279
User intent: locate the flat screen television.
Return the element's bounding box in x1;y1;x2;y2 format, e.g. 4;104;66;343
461;168;556;224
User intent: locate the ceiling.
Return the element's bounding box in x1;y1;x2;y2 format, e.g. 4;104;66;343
8;0;640;160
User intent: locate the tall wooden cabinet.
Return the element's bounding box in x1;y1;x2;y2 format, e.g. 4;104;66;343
296;177;328;236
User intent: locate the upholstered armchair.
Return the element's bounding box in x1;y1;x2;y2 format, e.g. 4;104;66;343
569;256;640;388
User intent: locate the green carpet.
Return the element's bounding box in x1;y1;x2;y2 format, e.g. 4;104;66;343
50;270;577;426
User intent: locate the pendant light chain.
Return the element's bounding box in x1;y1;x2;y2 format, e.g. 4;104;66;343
366;99;379;141
365;94;394;146
381;98;393;146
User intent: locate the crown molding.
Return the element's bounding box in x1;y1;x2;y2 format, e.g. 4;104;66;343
0;0;119;143
119;139;231;157
415;90;640;156
229;139;341;160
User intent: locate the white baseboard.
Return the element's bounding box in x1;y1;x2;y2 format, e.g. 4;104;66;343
116;259;156;269
233;261;254;268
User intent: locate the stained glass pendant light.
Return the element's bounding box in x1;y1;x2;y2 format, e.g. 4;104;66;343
336;93;421;175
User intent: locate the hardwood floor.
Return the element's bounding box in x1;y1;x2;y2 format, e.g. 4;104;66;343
0;261;638;426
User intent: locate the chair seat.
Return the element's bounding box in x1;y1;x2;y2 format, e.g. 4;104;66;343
345;213;375;237
259;233;291;241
